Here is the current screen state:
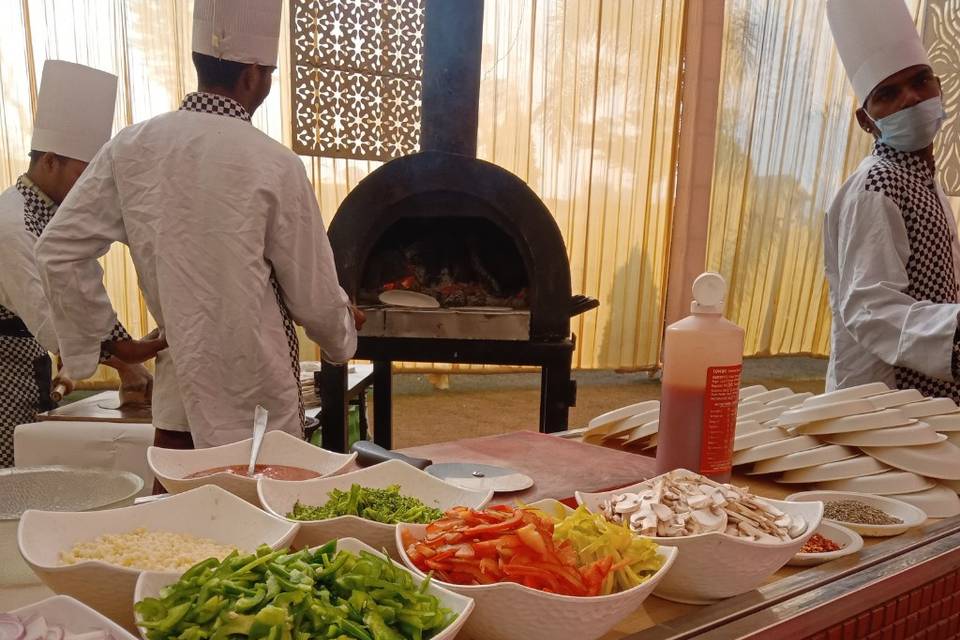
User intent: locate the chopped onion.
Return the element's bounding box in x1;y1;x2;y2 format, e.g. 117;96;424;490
22;615;47;640
45;626;64;640
0;614;24;640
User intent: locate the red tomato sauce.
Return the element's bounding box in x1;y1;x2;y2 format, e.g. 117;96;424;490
185;464;321;480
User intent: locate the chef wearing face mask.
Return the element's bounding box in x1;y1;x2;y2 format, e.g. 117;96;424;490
824;0;959;399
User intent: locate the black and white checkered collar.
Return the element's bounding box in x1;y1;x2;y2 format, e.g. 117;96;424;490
179;92;251;122
873;142;935;186
16;175;57;237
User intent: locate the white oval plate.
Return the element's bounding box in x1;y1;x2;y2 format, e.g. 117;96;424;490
866;389;926;409
819;422;944;447
776;399;879;427
750;445;859;475
745;388;795;405
737;405;789;424
739;385;768;401
778;456;890;484
733;427;787;452
766;393;814;409
623;420;660;444
736;419;764;434
861;441;960;480
786;490;926;536
898;398;960;419
787;521;864;566
800;383;890;408
794;409;911;436
888;484;960;518
815;471;936;496
924;414;960;432
732;435;821;466
586;401;660;432
597;408;662;440
378;290;441;308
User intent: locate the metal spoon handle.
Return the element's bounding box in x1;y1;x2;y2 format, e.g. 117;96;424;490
248;404;269;476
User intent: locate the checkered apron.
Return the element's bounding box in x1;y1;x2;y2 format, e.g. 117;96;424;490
864;143;960;402
0;178;57;467
179;93;304;429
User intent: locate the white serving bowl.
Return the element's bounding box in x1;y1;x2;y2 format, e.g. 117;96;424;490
785;490;926;537
148;430;356;504
8;595;139;640
395;499;677;640
787;521;863;567
134;537;473;640
258;459;493;558
17;485;299;630
576;482;822;604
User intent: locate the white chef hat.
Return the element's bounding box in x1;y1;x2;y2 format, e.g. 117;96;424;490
827;0;931;105
192;0;283;67
30;60;118;163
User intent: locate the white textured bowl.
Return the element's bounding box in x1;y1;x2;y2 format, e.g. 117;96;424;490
395;499;677;640
18;485;299;630
576;484;822;604
787;521;863;567
258;459;493;558
148;430;356;504
786;490;926;537
134;537;474;640
8;595;139;640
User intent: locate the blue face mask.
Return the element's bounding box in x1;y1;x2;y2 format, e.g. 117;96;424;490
867;96;947;152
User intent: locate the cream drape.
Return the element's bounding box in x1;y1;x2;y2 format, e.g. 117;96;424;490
708;0;959;359
0;0;684;384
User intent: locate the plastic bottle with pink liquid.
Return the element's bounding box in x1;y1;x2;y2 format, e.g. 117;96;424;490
655;273;745;482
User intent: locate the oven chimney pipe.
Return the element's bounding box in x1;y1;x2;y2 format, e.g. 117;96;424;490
420;0;484;158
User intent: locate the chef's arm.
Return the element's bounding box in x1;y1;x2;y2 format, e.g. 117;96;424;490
0;226;60;352
34;149;127;379
836;191;960;381
266;167;357;364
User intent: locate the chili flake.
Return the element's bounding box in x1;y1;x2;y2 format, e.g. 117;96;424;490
800;533;842;554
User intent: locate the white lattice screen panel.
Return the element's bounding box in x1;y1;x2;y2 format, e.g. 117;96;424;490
291;0;424;161
924;0;960;195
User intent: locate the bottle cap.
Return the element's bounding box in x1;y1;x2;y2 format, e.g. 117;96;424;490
691;272;726;314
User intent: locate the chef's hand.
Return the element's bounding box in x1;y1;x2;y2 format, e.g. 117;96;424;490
51;372;75;400
106;333;167;364
351;305;366;330
116;362;154;406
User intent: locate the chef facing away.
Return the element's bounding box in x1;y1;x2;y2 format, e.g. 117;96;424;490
824;0;959;401
36;0;360;453
0;60;159;468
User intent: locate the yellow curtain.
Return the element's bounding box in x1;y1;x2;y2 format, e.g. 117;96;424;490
0;0;684;385
708;0;959;358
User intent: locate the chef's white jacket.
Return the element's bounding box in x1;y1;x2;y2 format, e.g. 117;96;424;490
36;105;357;447
824;154;960;391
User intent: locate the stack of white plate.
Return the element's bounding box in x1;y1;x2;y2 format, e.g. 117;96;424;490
582;400;661;448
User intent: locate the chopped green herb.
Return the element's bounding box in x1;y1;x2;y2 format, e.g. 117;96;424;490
287;484;445;525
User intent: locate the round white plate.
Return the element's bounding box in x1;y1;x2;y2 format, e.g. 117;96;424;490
737;405;789;424
861;441;960;480
378;290;440;308
866;389;926;409
800;383;890;409
898;398;960;419
733;426;788;452
888;484;960;518
739;385;768;401
596;409;662;440
785;490;926;537
793;409;911;436
766;393;814;409
818;422;944;447
750;445;859;475
732;435;821;466
814;471;936;496
586;401;660;432
745;388;795;405
924;414;960;432
777;456;891;484
775;399;879;427
787;521;864;566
